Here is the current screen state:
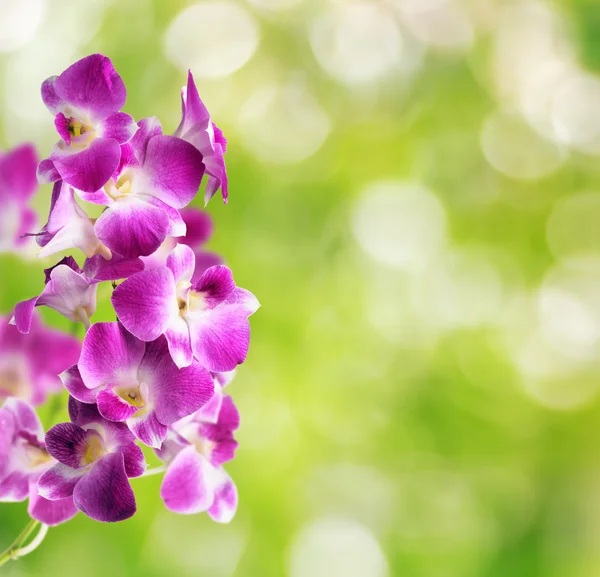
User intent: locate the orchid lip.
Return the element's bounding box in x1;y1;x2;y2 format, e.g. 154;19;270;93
104;169;136;200
115;383;146;408
81;431;106;466
176;280;192;315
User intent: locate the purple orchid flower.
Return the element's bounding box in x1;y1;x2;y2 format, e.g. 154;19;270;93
174;71;228;205
0;314;80;406
36;180;112;260
141;207;223;285
195;370;236;425
112;243;259;370
39;54;137;193
62;322;214;448
0;398;78;526
37;397;146;523
157;395;239;522
70;117;206;259
11;257;97;334
0;144;38;254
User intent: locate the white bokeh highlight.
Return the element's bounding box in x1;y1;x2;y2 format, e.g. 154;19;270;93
352;181;448;271
164;1;259;79
238;79;330;164
481;109;564;179
288;517;388;577
0;0;46;53
310;2;402;86
553;73;600;154
396;0;474;52
410;248;505;332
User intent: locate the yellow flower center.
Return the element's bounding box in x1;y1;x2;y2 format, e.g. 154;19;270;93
83;434;106;465
115;384;146;408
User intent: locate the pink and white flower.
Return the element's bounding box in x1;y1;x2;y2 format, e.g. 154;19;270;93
0;314;80;406
157;395;239;523
112;244;259;370
174;71;228;205
62;322;214;448
12;257;97;334
79;117;206;259
0;398;78;526
38;398;146;523
0;144;38;254
39;54;137;193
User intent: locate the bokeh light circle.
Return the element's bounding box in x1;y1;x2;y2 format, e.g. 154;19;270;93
352;181;447;271
164;1;259;79
0;0;46;53
288;517;388;577
481;109;564;179
310;2;402;86
238;80;330;164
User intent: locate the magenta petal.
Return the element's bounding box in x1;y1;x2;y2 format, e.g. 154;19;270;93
165;316;193;369
0;144;38;201
83;253;144;281
44;256;82;282
143;196;186;237
51;138;121;192
54;112;72;144
37;463;85;500
41;76;63;114
36;263;97;322
191;252;224;286
166;243;195;284
97;388;139;422
11;297;38;334
160;446;214;514
60;366;97;404
194;266;236;308
207;473;237;523
45;422;92;468
139;337;214;425
131;117;162;165
216;394;240;431
175;70;211;137
95;196;170;258
195;385;224;424
79;322;145;390
223;288;260;315
0;471;30;502
144;135;205;209
178;208;213;248
0;405;15;480
189;306;251;372
54;54;126;121
128;412;167;449
28;481;78;526
112;268;177;341
37;158;61;184
73;452;136;522
121;443;146;478
101;112;137;144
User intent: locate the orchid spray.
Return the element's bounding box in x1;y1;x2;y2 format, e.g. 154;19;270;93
0;54;258;567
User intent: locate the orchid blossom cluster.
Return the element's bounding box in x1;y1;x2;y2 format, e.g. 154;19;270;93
0;54;258;562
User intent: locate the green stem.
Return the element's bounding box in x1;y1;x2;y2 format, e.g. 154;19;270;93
0;519;40;568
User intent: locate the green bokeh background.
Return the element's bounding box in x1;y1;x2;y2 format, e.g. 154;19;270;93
2;0;600;576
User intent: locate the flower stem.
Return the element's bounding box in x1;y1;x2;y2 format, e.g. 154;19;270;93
142;466;165;477
0;519;48;568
